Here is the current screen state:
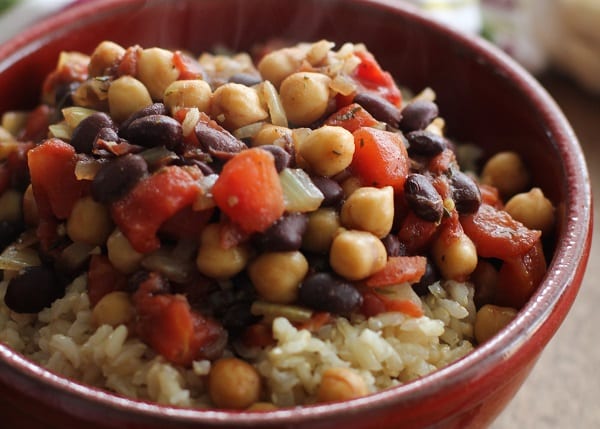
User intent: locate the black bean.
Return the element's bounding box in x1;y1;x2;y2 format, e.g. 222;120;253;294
4;265;64;313
406;130;447;157
70;112;116;154
398;100;439;132
119;103;167;137
354;92;402;127
253;212;308;252
259;145;291;172
298;272;363;316
0;220;23;250
404;173;444;222
221;302;260;334
91;153;149;203
451;171;482;214
310;176;344;207
195;121;246;159
125;114;183;150
96;127;119;143
381;234;406;257
412;259;440;296
228;73;262;87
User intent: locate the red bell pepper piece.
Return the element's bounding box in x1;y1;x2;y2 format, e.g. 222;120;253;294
324;103;378;132
353;50;402;107
111;166;200;253
365;256;427;287
212;147;285;234
351;127;409;193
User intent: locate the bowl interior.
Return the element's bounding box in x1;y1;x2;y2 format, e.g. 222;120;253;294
0;0;591;427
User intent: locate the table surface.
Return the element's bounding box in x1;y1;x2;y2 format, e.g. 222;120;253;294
491;73;600;429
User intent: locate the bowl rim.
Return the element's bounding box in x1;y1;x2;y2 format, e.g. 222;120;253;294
0;0;593;425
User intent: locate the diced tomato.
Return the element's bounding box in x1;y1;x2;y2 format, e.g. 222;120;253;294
428;148;456;176
397;211;439;254
242;323;274;348
173;50;204;80
212;148;285;234
461;203;541;260
351;127;409;193
295;312;333;332
431;175;451;201
360;289;423;318
21;105;52;142
496;240;547;308
353;51;402;107
159;205;213;240
28;139;86;220
111;166;200;253
87;255;127;307
324;103;378;132
479;184;503;208
133;272;226;366
365;256;427;287
117;45;142;77
335;92;356;109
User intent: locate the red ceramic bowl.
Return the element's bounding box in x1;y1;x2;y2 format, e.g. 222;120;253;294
0;0;592;428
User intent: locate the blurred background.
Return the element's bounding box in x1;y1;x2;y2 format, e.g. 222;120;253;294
1;0;599;427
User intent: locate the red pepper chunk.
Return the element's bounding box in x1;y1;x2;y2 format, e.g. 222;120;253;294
496;240;547;308
111;166;200;253
133;273;226;366
365;256;427;287
353;51;402;107
351;127;409;193
461;203;541;260
87;255;127;307
212;148;285;234
324;103;378;132
28;138;86;220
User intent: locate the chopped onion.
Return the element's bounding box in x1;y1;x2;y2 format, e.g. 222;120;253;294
62;106;98;128
1;111;28;136
57;242;98;273
329;74;357;97
49;122;73;141
75;156;103;180
233;121;265;140
193;174;218;211
261;80;288;128
306;40;335;66
139;146;179;169
251;300;313;323
279;168;324;212
142;245;196;284
0;244;41;271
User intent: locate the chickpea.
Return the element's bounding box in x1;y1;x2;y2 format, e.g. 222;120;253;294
108;75;153;122
22;184;38;226
302;208;341;253
66;196;113;246
0;189;22;223
279;72;331;126
340;176;362;198
474;304;518;343
88;41;125;77
107;228;144;274
340;186;394;238
248;251;308;304
252;124;292;148
329;230;387;281
257;47;304;88
480;151;530;198
210;83;269;130
196;223;250;279
504;187;555;235
163;79;212;114
208;357;261;409
136;47;179;100
317;367;368;403
431;230;478;281
92;291;134;327
299;125;355;177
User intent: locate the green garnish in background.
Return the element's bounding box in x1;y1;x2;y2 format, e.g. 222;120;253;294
0;0;19;13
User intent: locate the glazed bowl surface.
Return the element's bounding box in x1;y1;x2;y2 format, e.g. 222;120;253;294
0;0;592;428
